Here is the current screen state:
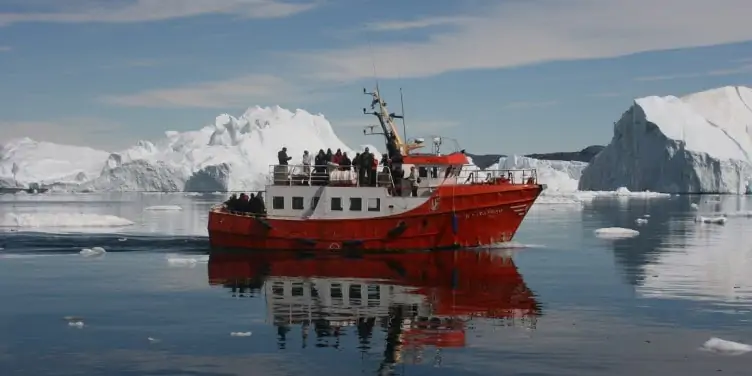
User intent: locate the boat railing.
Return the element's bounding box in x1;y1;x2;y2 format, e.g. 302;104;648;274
268;164;395;189
457;168;538;185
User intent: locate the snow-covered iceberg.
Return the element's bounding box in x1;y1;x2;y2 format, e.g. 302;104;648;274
579;86;752;194
0;106;365;192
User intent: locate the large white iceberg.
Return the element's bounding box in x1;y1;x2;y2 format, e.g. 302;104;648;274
0;106;369;192
579;86;752;194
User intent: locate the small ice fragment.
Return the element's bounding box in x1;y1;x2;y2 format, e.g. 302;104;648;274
148;337;160;343
695;216;727;225
701;337;752;355
68;321;84;328
635;218;648;225
118;238;127;242
230;332;252;337
144;205;182;211
594;227;639;239
690;203;699;210
642;214;650;218
80;247;106;257
63;316;84;321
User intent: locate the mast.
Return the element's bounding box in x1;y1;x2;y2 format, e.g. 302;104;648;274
362;87;422;157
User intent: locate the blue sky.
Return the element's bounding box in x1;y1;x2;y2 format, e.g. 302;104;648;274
0;0;751;154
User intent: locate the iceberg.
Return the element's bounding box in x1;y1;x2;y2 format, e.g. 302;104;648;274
0;106;366;192
579;86;752;194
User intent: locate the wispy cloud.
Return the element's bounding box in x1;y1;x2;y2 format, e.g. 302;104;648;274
296;0;752;81
363;16;472;32
0;46;10;52
0;0;318;26
0;117;127;149
100;74;311;109
635;63;752;81
502;100;558;110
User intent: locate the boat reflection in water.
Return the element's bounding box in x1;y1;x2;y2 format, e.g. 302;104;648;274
208;249;541;369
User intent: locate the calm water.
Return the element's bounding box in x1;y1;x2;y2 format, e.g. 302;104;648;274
1;192;752;375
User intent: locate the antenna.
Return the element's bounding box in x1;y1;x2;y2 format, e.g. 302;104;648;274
399;88;407;144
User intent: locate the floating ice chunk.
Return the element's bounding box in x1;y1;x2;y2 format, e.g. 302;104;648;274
594;227;640;239
695;216;727;225
0;213;134;228
63;315;83;321
166;254;209;267
68;321;84;328
147;337;161;343
144;205;183;211
643;214;650;218
701;337;752;355
635;218;648;225
491;242;545;249
80;247;106;257
690;203;700;210
118;237;127;242
230;332;252;337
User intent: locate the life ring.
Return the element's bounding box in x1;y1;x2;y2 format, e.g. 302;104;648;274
329;243;341;250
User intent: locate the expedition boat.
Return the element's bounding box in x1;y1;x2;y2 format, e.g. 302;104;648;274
208;87;544;251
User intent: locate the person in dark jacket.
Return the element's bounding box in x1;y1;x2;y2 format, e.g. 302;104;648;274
325;148;333;163
340;152;351;171
359;148;373;186
278;147;292;165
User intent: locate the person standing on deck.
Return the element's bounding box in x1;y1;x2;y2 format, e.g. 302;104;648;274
358;148;373;186
302;150;312;175
408;167;419;196
278;147;291;165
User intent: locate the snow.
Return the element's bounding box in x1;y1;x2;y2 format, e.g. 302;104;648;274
0;213;134;228
701;337;752;355
0;106;366;192
580;86;752;194
594;227;640;239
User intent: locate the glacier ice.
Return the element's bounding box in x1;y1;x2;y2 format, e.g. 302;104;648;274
0;106;360;192
580;86;752;194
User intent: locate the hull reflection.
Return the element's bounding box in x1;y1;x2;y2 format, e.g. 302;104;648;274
208;249;541;367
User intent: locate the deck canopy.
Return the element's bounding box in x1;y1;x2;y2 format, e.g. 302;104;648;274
401;152;469;166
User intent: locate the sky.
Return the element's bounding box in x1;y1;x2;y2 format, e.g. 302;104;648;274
0;0;751;155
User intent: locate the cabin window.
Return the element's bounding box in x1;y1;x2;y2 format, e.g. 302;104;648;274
291;282;304;296
311;196;320;209
367;198;381;212
331;197;343;211
292;196;304;210
431;167;438;178
419;167;428;178
349;197;362;211
331;283;343;299
349;284;362;300
272;282;284;296
272;196;284;210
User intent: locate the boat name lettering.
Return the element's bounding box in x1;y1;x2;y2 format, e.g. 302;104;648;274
464;208;504;218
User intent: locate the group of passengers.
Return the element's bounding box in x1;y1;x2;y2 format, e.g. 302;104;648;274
277;146;381;187
275;137;421;196
223;192;266;215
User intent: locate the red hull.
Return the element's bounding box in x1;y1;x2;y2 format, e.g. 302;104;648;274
208;183;543;251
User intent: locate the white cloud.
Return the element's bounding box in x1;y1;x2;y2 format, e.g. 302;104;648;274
363;16;472;32
100;74;307;109
297;0;752;81
0;117;129;149
635;63;752;81
0;0;318;25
